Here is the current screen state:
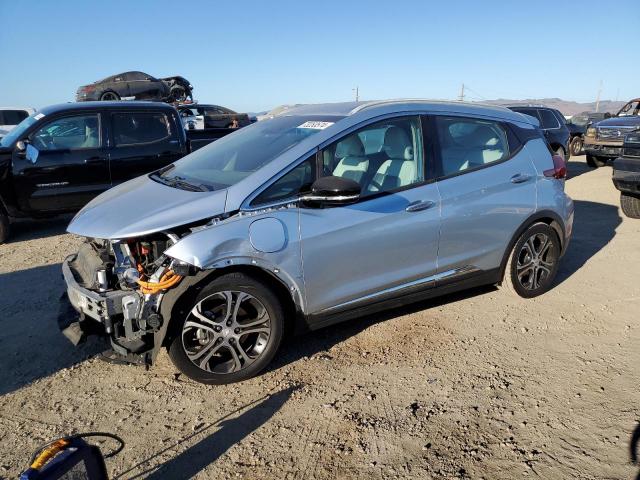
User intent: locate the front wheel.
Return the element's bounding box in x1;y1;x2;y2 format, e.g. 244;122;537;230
501;223;561;298
586;154;607;168
168;272;284;384
169;86;187;102
570;137;583;157
621;193;640;219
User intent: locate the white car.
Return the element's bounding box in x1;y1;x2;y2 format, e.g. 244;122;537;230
0;107;36;139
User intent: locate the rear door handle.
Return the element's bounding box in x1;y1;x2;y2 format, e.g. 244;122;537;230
405;200;435;212
510;173;531;184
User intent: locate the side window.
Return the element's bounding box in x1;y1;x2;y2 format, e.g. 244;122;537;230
435;116;509;176
321;116;424;197
538;109;560;129
0;110;29;125
112;112;171;146
252;156;316;205
31;114;100;151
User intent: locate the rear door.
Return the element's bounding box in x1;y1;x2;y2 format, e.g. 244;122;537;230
12;112;110;212
434;115;537;277
108;110;184;185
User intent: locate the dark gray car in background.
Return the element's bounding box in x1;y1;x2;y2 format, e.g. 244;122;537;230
76;71;193;103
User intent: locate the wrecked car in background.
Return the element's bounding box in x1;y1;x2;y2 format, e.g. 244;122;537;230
60;100;573;385
76;71;193;103
0;107;36;140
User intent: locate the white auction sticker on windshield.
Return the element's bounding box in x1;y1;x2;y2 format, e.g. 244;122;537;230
297;121;334;130
34;113;45;120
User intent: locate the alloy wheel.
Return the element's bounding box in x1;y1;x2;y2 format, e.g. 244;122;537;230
516;233;556;291
181;291;271;374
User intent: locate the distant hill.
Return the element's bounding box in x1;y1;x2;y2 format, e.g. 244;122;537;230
480;98;627;116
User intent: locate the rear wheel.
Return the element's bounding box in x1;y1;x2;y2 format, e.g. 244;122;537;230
570;137;583;157
100;91;120;101
501;223;561;298
0;213;9;244
621;193;640;219
169;86;187;102
586;154;607;168
168;272;284;384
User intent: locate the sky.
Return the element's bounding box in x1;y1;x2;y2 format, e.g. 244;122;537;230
1;0;639;113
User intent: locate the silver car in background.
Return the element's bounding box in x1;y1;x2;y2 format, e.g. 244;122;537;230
61;100;574;384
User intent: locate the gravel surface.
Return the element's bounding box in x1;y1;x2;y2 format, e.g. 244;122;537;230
1;155;638;479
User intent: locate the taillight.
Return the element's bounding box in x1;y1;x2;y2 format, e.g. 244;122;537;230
544;154;567;179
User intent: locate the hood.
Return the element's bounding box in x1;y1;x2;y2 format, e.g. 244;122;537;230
67;175;227;240
595;116;640;128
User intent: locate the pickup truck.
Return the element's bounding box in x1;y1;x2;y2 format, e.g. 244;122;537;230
583;98;640;168
0;101;233;243
613;133;640;218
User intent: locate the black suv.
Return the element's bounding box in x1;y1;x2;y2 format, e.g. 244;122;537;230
507;106;571;160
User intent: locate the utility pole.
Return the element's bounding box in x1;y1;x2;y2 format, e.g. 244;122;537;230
353;86;359;102
458;83;465;102
595;80;603;113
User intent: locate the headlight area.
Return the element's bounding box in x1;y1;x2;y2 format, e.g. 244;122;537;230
61;233;197;364
585;127;597;138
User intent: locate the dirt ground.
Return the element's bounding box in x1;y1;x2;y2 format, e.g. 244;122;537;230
0;155;638;479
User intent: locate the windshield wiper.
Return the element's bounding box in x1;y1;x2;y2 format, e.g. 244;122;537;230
150;173;209;192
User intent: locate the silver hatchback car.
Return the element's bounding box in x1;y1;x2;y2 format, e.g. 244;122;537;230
61;100;574;384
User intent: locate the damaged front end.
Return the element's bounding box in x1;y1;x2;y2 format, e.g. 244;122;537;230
60;233;195;365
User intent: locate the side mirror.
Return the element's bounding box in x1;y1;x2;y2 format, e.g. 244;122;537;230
300;176;360;207
16;140;27;152
604;112;612;118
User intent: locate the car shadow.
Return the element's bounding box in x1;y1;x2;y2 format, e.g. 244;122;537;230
630;422;640;480
566;158;593;180
114;386;298;480
554;199;621;286
5;215;73;243
0;263;104;397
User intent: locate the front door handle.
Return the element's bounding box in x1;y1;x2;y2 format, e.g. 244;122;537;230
510;173;531;184
405;200;435;212
84;157;107;165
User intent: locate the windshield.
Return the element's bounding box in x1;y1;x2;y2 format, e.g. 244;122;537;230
155;115;341;190
0;113;40;147
568;115;588;126
618;101;640;117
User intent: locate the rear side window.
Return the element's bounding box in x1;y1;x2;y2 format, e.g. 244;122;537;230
112;112;171;146
538;109;560;129
0;110;29;125
436;116;509;176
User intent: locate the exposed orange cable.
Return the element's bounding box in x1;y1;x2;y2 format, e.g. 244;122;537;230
30;439;70;469
137;269;183;294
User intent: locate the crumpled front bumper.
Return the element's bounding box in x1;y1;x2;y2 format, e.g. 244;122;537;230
59;255;128;345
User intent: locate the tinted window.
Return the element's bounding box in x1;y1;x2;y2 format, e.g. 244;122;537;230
511;108;542;124
252;156;315;205
436;116;509;176
31;114;100;151
0;110;29;125
322;116;424;197
128;72;150;81
112;112;171;146
539;109;560;129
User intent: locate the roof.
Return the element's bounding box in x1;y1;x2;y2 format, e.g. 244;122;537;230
39;101;177;115
279;99;534;124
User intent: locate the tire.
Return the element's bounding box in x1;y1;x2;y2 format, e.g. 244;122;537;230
621;193;640;219
501;223;561;298
169;86;187;103
100;91;120;101
570;137;583;157
0;213;9;244
586;154;607;168
168;272;284;384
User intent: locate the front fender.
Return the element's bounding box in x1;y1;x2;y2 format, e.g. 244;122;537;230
164;210;306;311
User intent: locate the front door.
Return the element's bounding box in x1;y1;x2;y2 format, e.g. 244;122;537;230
299;115;442;315
433;115;537;276
12;112;110;213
